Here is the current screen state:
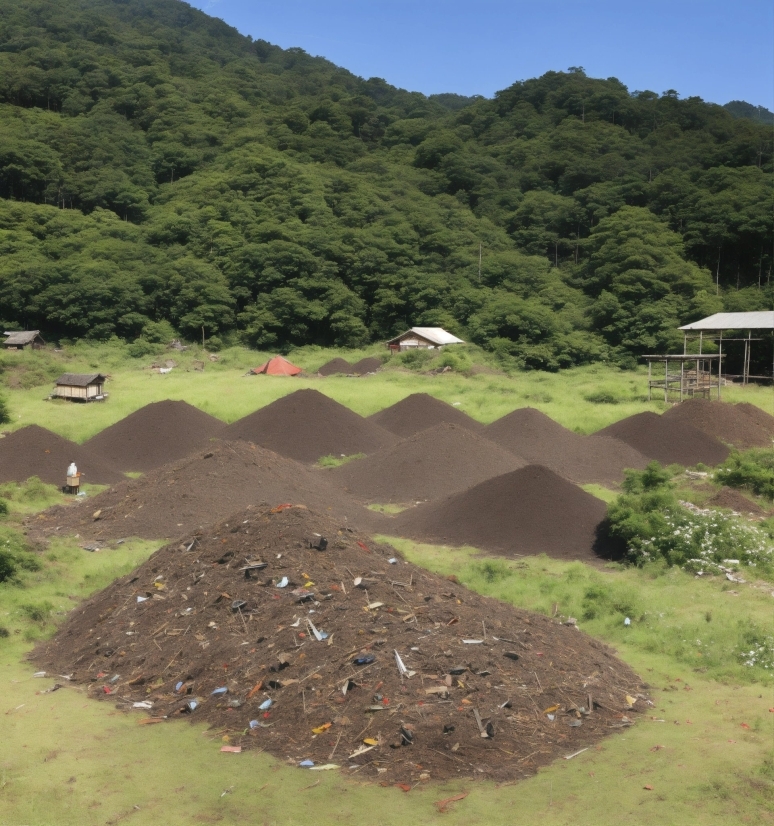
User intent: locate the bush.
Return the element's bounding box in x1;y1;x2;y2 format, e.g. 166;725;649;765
142;320;177;344
0;394;9;424
583;390;619;404
0;528;40;583
716;449;774;500
126;338;158;358
398;348;435;370
0;499;7;517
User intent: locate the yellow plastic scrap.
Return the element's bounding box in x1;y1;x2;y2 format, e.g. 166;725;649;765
543;704;559;715
312;722;332;735
363;738;379;746
304;581;315;588
625;695;637;707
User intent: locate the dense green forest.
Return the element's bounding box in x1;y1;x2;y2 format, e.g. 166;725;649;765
0;0;772;369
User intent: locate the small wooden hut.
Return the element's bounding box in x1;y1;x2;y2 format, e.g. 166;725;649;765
53;373;108;402
3;330;45;350
386;327;464;352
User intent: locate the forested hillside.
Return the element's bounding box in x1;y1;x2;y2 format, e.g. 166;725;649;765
0;0;772;368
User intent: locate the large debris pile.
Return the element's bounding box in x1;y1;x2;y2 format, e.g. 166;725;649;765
85;400;225;472
222;389;398;463
662;398;774;449
349;357;382;375
317;358;353;376
32;441;377;542
369;393;484;438
0;425;123;486
330;423;525;503
485;408;649;485
393;466;611;562
597;411;730;467
32;506;646;784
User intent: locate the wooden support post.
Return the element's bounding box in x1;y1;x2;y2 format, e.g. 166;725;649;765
718;331;723;400
664;358;668;404
680;357;684;402
648;360;652;401
699;331;703;355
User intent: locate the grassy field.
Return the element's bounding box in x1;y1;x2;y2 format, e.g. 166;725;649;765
1;344;774;825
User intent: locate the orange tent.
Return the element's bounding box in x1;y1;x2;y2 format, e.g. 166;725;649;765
250;356;302;376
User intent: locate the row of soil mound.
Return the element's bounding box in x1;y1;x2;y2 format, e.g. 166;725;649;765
222;389;398;463
705;487;768;516
369;393;484;438
32;441;377;542
85;401;225;472
662;398;774;449
597;412;729;467
32;505;646;784
485;408;649;485
0;425;124;486
393;465;611;562
330;423;525;503
317;357;382;376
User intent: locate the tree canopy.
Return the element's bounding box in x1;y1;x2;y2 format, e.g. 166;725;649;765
0;0;771;367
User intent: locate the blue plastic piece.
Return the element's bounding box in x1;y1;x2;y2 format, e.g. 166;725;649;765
211;686;228;696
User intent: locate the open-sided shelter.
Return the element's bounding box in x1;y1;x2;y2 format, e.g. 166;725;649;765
53;373;108;401
386;327;464;352
3;330;44;349
250;355;302;376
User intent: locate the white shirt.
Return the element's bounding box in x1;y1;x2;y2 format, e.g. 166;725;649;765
67;463;78;477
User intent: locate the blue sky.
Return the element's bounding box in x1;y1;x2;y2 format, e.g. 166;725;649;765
188;0;774;109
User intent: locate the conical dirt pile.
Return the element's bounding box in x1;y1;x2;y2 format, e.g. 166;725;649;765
393;466;610;561
662;399;774;449
485;407;649;484
330;423;525;503
369;393;484;438
317;357;353;376
734;403;774;437
85;400;225;472
350;356;382;374
597;411;729;467
222;389;398;463
32;506;646;784
32;441;376;542
706;487;767;516
0;425;123;486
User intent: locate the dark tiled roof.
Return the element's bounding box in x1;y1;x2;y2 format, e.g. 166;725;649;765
55;373;107;387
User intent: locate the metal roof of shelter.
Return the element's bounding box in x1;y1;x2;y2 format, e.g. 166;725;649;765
3;330;43;345
679;312;774;331
55;373;107;386
386;327;464;346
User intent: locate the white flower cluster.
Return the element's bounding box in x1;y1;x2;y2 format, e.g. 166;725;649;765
629;507;774;571
739;637;774;670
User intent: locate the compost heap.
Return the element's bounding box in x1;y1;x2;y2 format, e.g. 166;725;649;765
330;423;525;503
32;441;377;542
222;389;398;463
369;393;484;438
597;412;730;467
662;399;774;449
393;466;610;562
349;357;382;375
706;487;768;516
0;425;123;486
485;408;649;485
32;506;646;784
85;400;225;472
317;358;353;376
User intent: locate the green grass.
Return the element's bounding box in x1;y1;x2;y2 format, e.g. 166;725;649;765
581;483;620;503
317;453;366;468
366;503;411;514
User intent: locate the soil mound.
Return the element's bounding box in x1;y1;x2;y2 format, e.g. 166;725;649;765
32;441;376;542
369;393;484;438
85;401;225;472
706;487;767;516
662;399;774;449
597;412;729;467
331;423;525;503
485;407;649;484
393;465;610;561
734;403;774;437
32;505;645;784
317;358;353;376
222;389;398;463
0;425;123;486
350;356;382;374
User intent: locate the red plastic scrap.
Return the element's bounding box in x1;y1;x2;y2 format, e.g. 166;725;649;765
357;541;369;552
435;792;469;813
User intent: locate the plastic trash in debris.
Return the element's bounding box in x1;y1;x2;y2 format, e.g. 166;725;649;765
462;639;484;644
231;600;247;612
547;714;555;721
310;764;339;771
499;700;512;709
184;700;198;713
109;674;120;684
309;535;328;551
568;719;582;727
136;596;148;603
249;720;260;729
175;681;184;693
33;672;46;678
276;577;289;588
400;726;414;746
76;491;87;497
211;686;228;696
624;617;631;626
312;722;332;735
220;745;241;753
388;558;397;565
354;655;375;666
259;699;273;710
449;666;467;675
307;618;328;641
393;650;416;678
503;652;520;661
299;760;315;768
133;701;153;709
